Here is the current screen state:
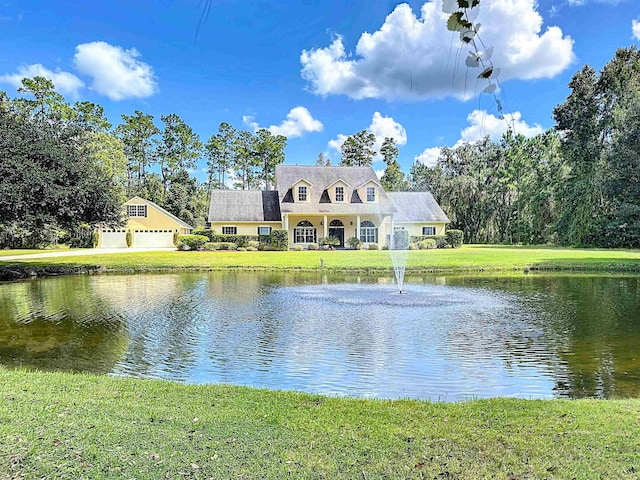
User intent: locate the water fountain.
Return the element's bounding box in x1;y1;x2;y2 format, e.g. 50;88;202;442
389;229;409;294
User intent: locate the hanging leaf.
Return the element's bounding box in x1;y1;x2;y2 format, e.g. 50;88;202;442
474;23;481;34
482;83;497;94
465;54;480;68
478;46;493;62
460;29;476;43
447;12;463;32
471;0;480;7
478;66;494;79
458;0;471;7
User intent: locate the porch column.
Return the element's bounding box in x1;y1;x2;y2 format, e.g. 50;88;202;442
356;215;361;240
390;215;395;249
283;214;289;245
323;215;328;239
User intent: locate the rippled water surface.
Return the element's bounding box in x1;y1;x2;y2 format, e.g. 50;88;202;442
1;272;639;400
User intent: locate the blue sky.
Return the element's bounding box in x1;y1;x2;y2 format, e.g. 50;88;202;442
1;0;639;180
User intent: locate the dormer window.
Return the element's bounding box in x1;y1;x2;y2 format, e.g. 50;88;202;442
335;186;344;202
366;187;376;202
298;185;307;202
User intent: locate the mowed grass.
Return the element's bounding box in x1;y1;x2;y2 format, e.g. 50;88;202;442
2;245;640;273
1;369;639;479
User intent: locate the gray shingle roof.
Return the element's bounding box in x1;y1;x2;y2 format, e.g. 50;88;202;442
386;192;450;223
275;165;396;215
209;190;281;222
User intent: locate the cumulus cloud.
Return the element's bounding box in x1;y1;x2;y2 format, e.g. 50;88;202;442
415;147;443;167
328;112;407;160
0;64;84;96
301;0;575;101
415;109;543;165
633;19;640;40
244;106;323;138
73;41;157;100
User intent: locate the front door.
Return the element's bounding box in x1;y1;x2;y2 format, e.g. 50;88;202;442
328;227;344;247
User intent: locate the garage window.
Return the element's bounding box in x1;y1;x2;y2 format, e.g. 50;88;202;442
128;204;147;217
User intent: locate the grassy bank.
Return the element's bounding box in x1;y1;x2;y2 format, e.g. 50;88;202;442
2;245;640;279
0;369;637;479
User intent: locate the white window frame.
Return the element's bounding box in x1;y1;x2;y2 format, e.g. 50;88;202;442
294;220;316;243
128;204;147;217
366;187;375;202
222;226;237;235
298;186;307;202
360;221;377;243
422;226;436;235
258;226;271;235
335;186;344;202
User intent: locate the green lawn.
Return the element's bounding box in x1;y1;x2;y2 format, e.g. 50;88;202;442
2;245;640;273
0;248;76;257
1;369;638;479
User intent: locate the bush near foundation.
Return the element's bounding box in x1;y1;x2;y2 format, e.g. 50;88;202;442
411;235;448;248
270;229;289;251
178;234;209;251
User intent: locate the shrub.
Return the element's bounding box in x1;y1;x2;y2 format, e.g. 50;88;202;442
307;243;319;250
211;242;237;251
209;234;255;247
347;236;362;250
293;245;303;251
446;229;464;248
418;239;437;250
92;230;100;248
319;236;341;247
173;231;180;247
177;234;209;251
368;243;379;250
193;227;214;240
391;229;409;250
409;242;419;250
410;234;448;248
246;246;258;252
248;240;260;249
126;230;133;248
270;229;289;251
237;247;247;252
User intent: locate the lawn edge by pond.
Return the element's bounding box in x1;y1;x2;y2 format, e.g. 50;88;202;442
2;245;640;281
1;369;638;479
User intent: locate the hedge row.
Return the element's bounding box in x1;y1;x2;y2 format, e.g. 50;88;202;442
180;229;288;251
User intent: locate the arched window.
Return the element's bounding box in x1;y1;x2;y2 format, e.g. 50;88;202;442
360;220;377;243
329;219;344;227
295;220;316;243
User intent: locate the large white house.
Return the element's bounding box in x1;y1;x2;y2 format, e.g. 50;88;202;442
208;165;449;248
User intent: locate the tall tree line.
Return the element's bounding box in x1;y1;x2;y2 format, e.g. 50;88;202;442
0;77;288;247
411;47;640;248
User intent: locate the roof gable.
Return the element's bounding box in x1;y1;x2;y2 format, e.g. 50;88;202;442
126;196;193;229
386;192;450;223
208;190;281;222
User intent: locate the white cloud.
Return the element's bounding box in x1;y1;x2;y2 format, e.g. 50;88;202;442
0;64;84;96
73;41;157;100
301;0;575;101
244;106;323;138
633;19;640;40
415;146;442;166
328;112;407;160
415;109;542;165
460;110;543;143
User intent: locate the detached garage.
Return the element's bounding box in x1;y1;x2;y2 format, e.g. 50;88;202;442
98;197;193;249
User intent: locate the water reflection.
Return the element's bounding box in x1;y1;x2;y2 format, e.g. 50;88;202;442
0;272;639;400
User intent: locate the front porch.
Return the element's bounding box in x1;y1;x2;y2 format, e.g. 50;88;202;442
282;214;393;248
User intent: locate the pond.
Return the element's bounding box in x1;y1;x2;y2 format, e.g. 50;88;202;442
1;272;639;401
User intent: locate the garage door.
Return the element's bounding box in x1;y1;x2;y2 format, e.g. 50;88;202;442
100;231;127;248
133;230;175;248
